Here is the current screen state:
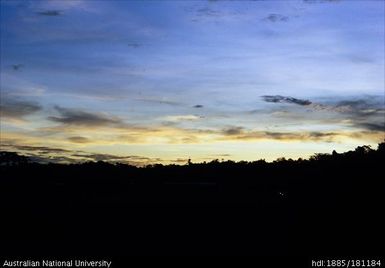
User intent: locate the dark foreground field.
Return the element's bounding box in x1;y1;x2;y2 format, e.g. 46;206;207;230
1;143;384;257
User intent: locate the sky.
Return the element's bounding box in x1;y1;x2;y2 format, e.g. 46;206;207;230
0;0;384;165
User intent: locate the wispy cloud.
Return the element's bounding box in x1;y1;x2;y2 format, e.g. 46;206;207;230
127;43;142;48
1;144;71;154
35;0;93;12
261;95;312;106
222;126;244;136
135;97;183;106
264;95;384;134
219;127;381;143
186;3;244;23
325;98;384;132
354;122;385;132
193;104;204;108
12;64;24;71
335;99;377;111
264;14;289;23
71;152;156;162
1;143;163;165
162;115;202;122
0;98;42;119
195;7;221;17
36;10;63;16
48;106;123;127
68;136;90;143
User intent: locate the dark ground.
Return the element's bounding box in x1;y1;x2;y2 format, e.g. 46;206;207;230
0;143;384;259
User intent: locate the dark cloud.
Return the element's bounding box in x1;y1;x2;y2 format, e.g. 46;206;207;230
127;43;141;48
218;125;348;142
193;104;204;108
173;158;190;163
196;7;221;17
72;153;161;163
135;98;182;106
12;64;24;71
48;106;122;127
222;127;244;136
68;136;90;143
347;55;375;64
72;153;132;162
353;122;385;132
5;145;71;154
253;131;339;141
187;4;242;22
214;154;231;157
307;132;339;138
332;99;385;132
274;96;383;133
335;100;370;109
261;95;312;106
261;131;329;140
27;155;76;164
221;128;341;141
0;99;42;119
264;14;289;23
262;95;384;134
333;99;385;115
294;97;384;115
2;144;163;165
262;131;297;140
36;10;62;16
309;97;385;133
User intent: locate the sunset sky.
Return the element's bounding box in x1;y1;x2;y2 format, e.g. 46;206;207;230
1;0;384;165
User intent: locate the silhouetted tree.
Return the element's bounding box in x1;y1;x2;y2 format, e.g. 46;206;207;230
0;152;29;166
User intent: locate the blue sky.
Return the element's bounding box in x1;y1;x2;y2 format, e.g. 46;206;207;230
0;0;384;165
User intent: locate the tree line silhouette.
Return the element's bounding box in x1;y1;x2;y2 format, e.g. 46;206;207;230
1;142;384;256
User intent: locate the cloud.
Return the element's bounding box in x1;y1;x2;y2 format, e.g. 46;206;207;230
127;43;142;48
222;127;244;136
220;129;352;142
335;100;373;111
293;97;384;115
347;55;375;64
0;99;42;119
72;153;132;162
68;136;90;143
217;124;385;143
27;155;77;164
3;144;71;154
264;14;289;23
71;153;162;164
353;122;385;132
331;98;385;132
36;10;63;16
48;106;123;127
264;96;384;134
193;104;204;108
162;115;202;122
12;64;24;71
186;4;243;23
213;154;232;157
263;131;339;141
1;143;163;165
35;0;92;12
196;7;221;17
135;97;182;106
261;95;312;106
